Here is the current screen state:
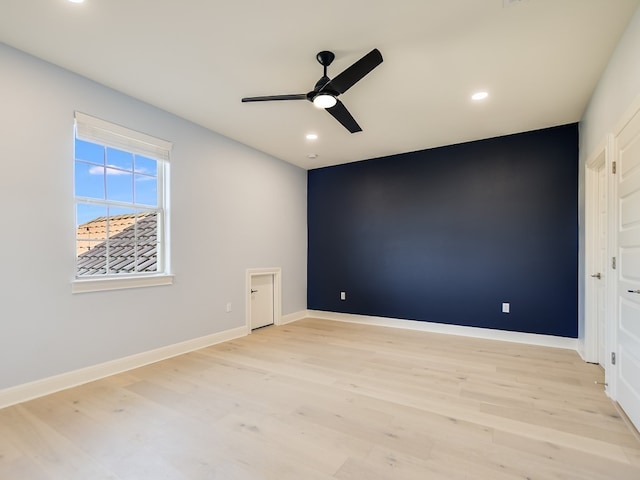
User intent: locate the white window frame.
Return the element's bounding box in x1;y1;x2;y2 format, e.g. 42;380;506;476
72;112;173;293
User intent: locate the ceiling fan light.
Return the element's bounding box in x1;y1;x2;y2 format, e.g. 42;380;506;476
313;93;337;109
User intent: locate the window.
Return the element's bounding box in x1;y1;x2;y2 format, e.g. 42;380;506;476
73;112;172;292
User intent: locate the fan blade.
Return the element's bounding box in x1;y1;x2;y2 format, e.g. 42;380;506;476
322;49;383;94
242;94;307;102
326;100;362;133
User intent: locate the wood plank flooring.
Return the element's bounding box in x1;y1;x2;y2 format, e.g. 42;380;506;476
1;318;639;479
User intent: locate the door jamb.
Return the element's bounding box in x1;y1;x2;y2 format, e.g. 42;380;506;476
246;267;282;334
584;147;607;364
605;133;618;399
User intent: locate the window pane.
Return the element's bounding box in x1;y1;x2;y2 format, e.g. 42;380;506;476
76;203;107;230
108;206;134;217
136;212;158;272
135;174;157;206
106;209;135;275
76;204;108;274
76;240;107;276
136;240;158;272
75;161;105;199
76;239;102;258
108;243;136;274
135;155;157;175
75;139;104;165
136;213;158;247
107;207;136;237
106;147;133;171
106;170;133;203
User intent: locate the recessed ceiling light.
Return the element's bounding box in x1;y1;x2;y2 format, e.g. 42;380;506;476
307;154;318;159
306;133;318;140
68;0;85;3
471;91;489;101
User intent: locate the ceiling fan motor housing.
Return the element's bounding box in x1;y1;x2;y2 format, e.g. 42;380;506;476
316;51;335;67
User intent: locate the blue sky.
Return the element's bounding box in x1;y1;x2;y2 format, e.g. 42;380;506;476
75;139;158;226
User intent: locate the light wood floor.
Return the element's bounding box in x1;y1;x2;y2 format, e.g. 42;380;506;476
1;318;639;479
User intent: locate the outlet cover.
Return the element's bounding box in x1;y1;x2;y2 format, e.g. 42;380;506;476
340;291;346;301
502;302;510;313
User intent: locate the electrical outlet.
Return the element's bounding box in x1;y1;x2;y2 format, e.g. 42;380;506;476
226;302;232;313
340;291;346;301
502;302;510;314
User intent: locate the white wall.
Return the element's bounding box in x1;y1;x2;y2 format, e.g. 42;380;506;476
578;7;640;352
0;44;307;391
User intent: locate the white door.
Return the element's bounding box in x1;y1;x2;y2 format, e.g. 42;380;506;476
596;164;608;366
586;154;609;365
250;274;274;330
614;107;640;431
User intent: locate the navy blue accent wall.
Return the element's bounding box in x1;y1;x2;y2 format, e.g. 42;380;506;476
307;124;578;337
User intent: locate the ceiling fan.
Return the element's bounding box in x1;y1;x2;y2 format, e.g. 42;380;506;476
241;49;383;133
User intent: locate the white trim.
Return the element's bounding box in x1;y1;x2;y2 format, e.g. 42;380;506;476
605;132;619;400
245;267;282;333
74;111;172;161
281;310;308;325
0;325;246;410
73;112;171;284
612;93;640;138
583;146;607;363
72;274;174;293
306;310;578;350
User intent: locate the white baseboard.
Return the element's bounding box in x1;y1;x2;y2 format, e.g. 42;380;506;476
306;310;578;351
0;310;579;410
576;340;589;362
0;325;247;410
280;310;308;325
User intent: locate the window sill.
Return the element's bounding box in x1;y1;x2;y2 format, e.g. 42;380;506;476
72;274;174;294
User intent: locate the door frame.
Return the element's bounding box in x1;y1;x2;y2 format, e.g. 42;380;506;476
584;134;617;394
608;101;640;421
606;95;640;406
245;267;282;334
586;125;640;403
584;96;640;431
584;145;608;364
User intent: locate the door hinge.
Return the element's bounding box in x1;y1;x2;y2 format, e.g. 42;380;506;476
611;352;616;365
612;257;617;269
612;161;617;174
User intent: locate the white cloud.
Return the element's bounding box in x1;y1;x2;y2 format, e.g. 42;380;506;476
88;165;129;176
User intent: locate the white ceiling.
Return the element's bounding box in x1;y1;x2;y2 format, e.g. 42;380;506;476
1;0;638;169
